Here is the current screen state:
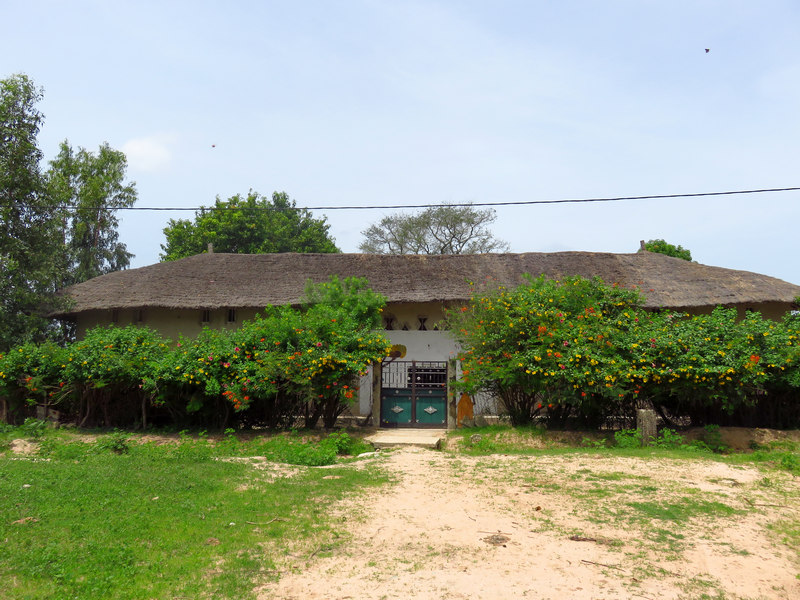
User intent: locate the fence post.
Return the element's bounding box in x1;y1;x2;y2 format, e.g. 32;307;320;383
637;409;657;446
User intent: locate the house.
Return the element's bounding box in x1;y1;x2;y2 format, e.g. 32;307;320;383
55;251;800;428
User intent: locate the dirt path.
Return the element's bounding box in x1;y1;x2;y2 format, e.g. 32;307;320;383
260;448;800;600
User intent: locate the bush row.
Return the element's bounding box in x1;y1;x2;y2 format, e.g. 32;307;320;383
448;275;800;428
0;277;390;429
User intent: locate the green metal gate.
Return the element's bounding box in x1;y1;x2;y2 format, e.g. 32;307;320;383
380;361;447;428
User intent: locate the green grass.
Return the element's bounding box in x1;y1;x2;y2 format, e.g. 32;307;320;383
0;427;388;600
627;498;739;522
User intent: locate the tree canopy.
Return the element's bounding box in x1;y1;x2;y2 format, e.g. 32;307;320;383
47;141;137;285
359;203;510;254
1;74;64;347
0;73;136;350
642;239;692;261
160;191;339;261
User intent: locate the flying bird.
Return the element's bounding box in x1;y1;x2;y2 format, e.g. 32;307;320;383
211;144;216;148
705;48;710;53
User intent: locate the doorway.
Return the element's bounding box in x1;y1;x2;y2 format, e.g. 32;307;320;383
380;361;447;428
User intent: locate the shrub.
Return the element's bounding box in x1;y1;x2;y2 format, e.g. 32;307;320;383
653;428;684;449
448;275;800;429
20;417;48;440
95;430;131;454
614;429;641;448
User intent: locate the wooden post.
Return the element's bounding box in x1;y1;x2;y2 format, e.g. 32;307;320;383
371;364;382;427
637;409;657;446
447;358;458;430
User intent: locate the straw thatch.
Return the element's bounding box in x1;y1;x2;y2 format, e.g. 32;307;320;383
54;251;800;317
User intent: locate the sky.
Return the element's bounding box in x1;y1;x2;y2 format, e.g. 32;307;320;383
3;0;799;285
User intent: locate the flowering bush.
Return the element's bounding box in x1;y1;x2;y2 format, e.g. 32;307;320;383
448;275;646;426
149;276;389;429
448;275;800;428
230;276;390;428
0;342;68;422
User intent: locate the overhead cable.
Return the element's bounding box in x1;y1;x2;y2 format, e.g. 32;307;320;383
58;185;800;212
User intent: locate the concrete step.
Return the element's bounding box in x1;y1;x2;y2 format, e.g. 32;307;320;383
365;429;447;450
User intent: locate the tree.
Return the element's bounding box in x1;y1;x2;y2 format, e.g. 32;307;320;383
0;74;63;349
0;73;136;350
160;191;339;261
642;239;692;261
46;141;137;285
359;203;510;254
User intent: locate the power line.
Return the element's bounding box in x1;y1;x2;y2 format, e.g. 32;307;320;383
58;185;800;212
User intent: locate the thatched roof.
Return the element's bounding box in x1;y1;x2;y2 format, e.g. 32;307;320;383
55;251;800;317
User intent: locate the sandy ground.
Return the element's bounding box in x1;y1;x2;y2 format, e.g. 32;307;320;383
260;447;800;600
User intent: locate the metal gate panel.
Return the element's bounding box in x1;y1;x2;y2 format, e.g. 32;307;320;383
380;361;447;428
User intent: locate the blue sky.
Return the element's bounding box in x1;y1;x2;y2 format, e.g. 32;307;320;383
3;1;799;285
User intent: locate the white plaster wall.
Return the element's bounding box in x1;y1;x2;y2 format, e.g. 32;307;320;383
386;330;460;362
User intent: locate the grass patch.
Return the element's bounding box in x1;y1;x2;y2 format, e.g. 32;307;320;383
627;498;739;522
449;423;549;454
0;427;388;600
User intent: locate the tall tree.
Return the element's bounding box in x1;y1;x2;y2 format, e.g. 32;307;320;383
0;73;136;349
0;74;63;348
359;203;510;254
160;191;339;260
47;141;137;285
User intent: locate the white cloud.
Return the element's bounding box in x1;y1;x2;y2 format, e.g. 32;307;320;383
122;133;177;172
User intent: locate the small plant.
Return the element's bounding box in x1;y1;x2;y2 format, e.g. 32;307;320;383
779;453;800;475
614;428;642;448
96;430;131;454
702;425;727;453
654;428;684;449
324;431;373;456
582;436;607;449
282;440;338;466
20;418;48;440
467;434;499;454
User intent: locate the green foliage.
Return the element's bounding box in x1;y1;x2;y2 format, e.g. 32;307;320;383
614;429;642;448
251;432;369;467
448;274;800;428
152;276;389;429
160;190;339;261
1;277;389;430
653;428;685;449
701;425;726;453
46;141;137;285
359;202;510;254
448;275;647;426
0;74;65;349
0;341;69;423
740;440;800;476
20;417;48;439
321;431;374;456
95;430;131;454
0;73;136;350
779;452;800;474
643;239;692;261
